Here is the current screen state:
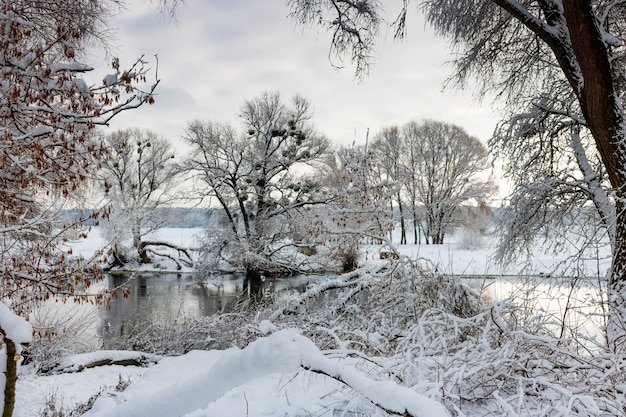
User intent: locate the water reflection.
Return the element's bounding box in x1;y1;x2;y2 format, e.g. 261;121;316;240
100;273;322;337
97;273;607;349
466;275;607;349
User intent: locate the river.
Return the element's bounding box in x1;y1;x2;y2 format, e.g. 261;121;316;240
100;273;324;338
29;272;607;351
97;273;607;345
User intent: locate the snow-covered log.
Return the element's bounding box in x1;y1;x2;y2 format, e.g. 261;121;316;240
45;351;161;375
138;241;193;269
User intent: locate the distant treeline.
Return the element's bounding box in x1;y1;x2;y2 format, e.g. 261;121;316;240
61;205;527;230
62;208;217;228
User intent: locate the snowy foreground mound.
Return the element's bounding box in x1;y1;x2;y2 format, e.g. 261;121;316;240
79;329;448;417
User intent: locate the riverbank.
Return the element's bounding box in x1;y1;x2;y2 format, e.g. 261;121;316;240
73;226;612;278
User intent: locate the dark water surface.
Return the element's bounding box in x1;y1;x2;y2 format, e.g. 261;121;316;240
100;273;322;337
93;273;606;347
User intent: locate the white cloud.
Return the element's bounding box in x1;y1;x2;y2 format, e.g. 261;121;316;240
92;0;499;150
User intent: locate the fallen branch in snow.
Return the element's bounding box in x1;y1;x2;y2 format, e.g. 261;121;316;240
138;241;193;269
302;358;448;417
44;350;161;375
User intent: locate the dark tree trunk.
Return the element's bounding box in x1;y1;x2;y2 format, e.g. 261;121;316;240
560;0;626;349
561;0;624;189
412;206;419;245
243;267;263;300
1;328;17;417
397;197;406;245
342;247;359;272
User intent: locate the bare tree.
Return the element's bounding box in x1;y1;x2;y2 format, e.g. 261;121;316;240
182;92;331;295
400;126;425;245
287;0;626;349
312;145;396;271
371;126;407;244
98;128;179;264
402;120;495;244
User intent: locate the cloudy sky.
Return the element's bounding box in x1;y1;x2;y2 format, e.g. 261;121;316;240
89;0;499;152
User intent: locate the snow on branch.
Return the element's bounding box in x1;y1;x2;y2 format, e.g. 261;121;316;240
46;350;161;375
268;263;386;321
0;302;31;346
302;355;449;417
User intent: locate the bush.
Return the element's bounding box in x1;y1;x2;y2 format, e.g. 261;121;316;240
456;225;486;250
27;303;100;373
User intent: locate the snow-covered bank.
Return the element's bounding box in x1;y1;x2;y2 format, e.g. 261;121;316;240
81;330;448;417
73;226;612;277
16;330;451;417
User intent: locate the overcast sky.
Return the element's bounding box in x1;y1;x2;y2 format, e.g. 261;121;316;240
90;0;499;152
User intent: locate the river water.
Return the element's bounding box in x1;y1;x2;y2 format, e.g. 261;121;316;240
29;272;607;350
100;273;324;337
96;273;607;345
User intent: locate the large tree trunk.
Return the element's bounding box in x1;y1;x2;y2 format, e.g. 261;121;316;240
243;266;263;300
560;0;626;351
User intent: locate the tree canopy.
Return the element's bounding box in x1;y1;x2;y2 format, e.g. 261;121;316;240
182;92;331;282
287;0;626;349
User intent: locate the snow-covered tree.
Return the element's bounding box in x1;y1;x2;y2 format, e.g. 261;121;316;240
182;92;330;293
402;120;495;244
287;0;626;350
313;145;396;271
98;128;179;263
422;0;626;350
370;126;407;244
0;0;158;308
0;0;159;414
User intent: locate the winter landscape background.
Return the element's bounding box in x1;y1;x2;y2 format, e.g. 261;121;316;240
1;1;626;417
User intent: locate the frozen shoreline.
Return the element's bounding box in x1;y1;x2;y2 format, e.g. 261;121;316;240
73;226;613;278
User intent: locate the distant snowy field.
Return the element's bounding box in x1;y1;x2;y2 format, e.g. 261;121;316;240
14;226;613;417
72;226;612;276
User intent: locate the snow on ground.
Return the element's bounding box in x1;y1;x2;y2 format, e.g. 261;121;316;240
17;363;145;417
371;237;611;278
12;226;613;417
21;331;448;417
71;226;612;277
